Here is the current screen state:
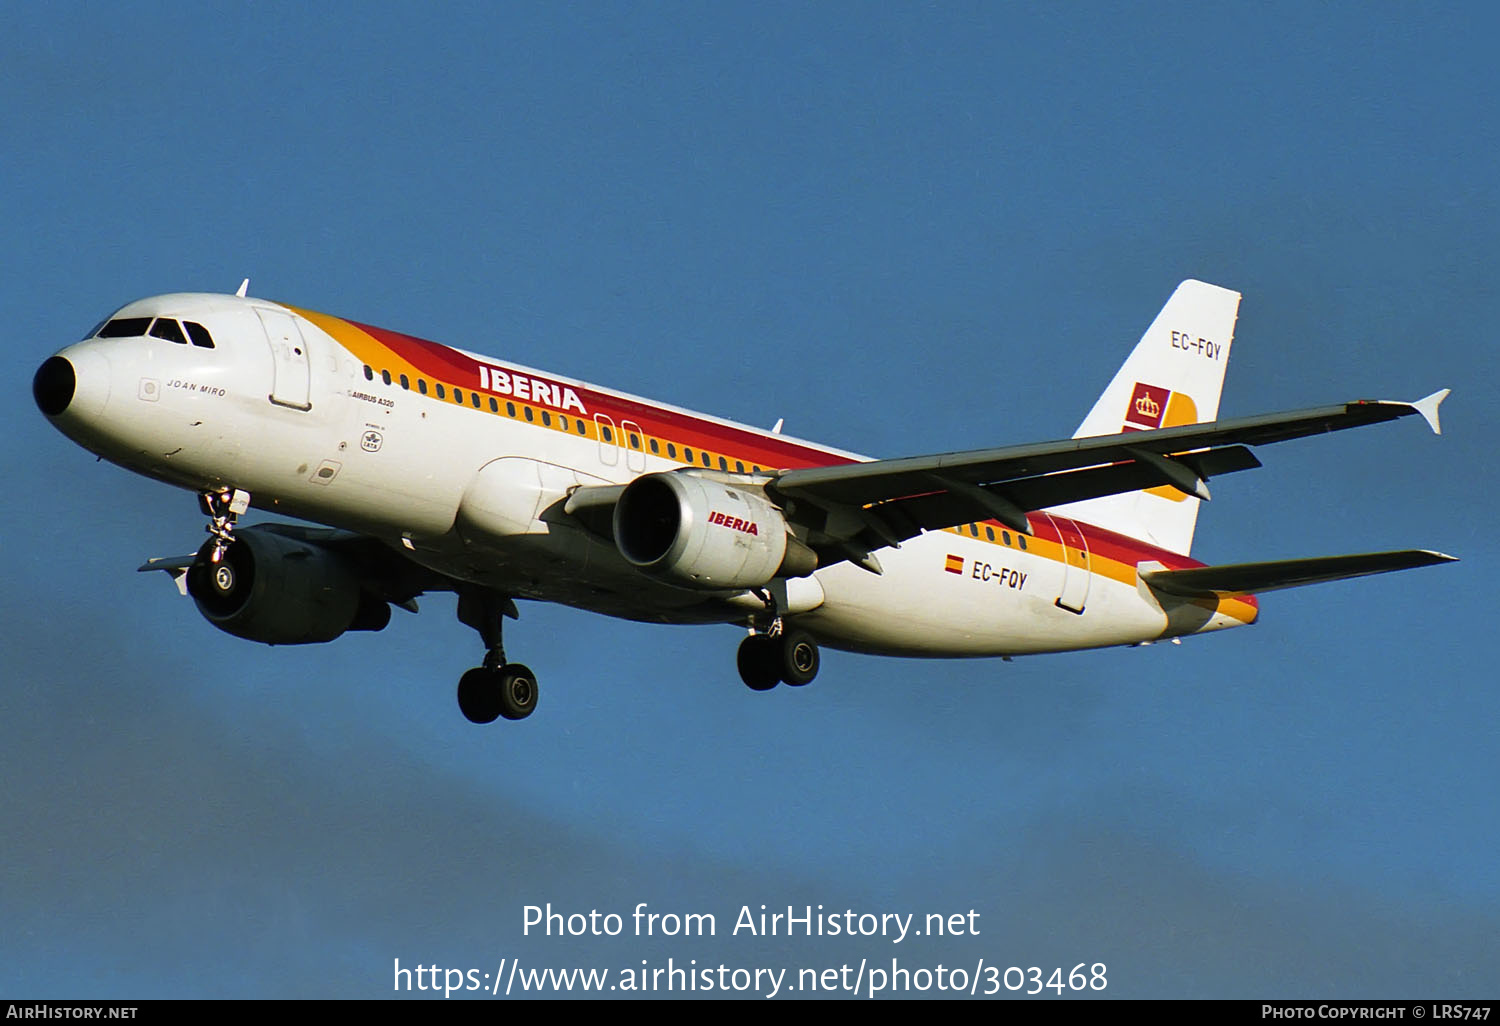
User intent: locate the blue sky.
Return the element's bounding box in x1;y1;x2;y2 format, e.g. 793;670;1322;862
3;2;1495;998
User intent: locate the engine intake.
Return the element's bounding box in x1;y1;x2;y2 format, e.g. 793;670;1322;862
186;528;390;644
613;472;815;589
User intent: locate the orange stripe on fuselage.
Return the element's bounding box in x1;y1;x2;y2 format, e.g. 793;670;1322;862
285;304;1261;628
286;303;848;472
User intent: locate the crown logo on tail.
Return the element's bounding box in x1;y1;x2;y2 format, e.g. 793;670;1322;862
1124;382;1171;431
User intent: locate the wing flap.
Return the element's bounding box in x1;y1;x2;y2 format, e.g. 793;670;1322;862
770;395;1440;512
1140;549;1457;598
864;445;1261;539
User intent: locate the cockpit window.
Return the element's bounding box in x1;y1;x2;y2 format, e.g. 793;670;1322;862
183;321;215;349
149;318;188;344
97;317;152;338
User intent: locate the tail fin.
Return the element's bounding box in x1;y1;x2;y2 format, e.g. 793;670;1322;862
1047;279;1242;555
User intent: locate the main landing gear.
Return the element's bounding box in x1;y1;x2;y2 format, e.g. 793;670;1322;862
456;590;537;723
736;622;821;692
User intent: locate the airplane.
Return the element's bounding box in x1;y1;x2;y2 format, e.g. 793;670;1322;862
32;278;1455;723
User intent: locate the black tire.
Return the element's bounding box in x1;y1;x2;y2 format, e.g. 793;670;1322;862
457;667;502;724
185;539;254;618
736;635;780;691
778;629;820;686
497;663;539;720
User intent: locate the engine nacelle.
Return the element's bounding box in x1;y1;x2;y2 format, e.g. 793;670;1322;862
185;528;391;644
613;472;815;589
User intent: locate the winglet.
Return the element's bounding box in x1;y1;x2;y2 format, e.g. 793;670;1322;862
236;278;250;298
1411;388;1449;435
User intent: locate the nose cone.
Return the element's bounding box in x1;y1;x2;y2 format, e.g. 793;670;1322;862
33;356;76;416
34;345;112;441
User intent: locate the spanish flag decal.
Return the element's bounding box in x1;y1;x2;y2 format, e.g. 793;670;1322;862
944;554;964;575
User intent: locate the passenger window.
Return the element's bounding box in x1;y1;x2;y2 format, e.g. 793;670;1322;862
683;447;693;461
701;452;711;467
381;369;392;385
718;456;728;470
507;402;516;417
149;319;187;344
364;365;374;381
601;425;612;442
1002;531;1011;546
985;526;995;541
435;384;446;399
418;379;428;395
524;407;534;422
453;388;464;403
400;374;410;390
489;397;498;412
667;444;677;459
184;321;216;348
1018;535;1028;551
542;410;551;426
98;318;152;338
735;461;745;473
471;392;481;408
560;416;570;431
649;439;659;454
629;433;640;450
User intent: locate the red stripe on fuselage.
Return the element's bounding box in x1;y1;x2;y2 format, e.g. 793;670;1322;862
344;315;1247;606
346;317;853;470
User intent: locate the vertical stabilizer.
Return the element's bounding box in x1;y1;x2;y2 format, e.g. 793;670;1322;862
1047;279;1241;556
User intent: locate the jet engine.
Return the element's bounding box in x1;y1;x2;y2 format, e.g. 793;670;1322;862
612;472;815;589
185;527;391;644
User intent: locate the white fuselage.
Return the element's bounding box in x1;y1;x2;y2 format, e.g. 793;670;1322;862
40;292;1254;658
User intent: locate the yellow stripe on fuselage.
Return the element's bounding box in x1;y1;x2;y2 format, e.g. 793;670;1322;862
292;303;1259;629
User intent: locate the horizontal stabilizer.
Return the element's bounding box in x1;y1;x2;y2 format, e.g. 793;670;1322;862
1141;549;1457;598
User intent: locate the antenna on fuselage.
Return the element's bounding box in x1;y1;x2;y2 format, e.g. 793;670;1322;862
236;278;250;298
771;418;784;434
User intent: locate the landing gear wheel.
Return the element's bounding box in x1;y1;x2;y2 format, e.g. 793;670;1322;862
497;663;538;720
185;538;253;618
456;664;538;723
737;635;780;691
455;590;535;723
778;629;820;686
457;667;502;724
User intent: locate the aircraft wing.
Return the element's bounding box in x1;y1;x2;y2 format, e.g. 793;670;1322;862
138;523;439;610
1140;549;1458;598
765;391;1448;551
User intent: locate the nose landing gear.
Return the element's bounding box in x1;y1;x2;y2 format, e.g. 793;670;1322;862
200;488;251;563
